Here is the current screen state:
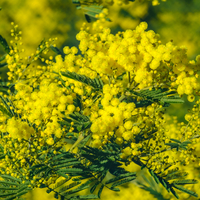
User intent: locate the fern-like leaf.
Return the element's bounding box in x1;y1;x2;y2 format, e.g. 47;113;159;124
110;176;136;190
0;95;15;117
165;138;191;151
0;35;10;53
128;87;184;108
105;172;136;185
172;184;198;197
0;175;31;200
60;71;103;90
59;181;82;195
50;45;65;59
70;194;99;200
146;167;198;199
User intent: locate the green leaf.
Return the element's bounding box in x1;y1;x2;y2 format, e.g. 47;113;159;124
85;15;93;23
59;181;81;194
160;97;184;104
173;184;198;197
0;104;12;117
165;142;179;148
109;167;127;177
37;39;46;51
141;165;146;170
0;63;7;68
45;168;52;177
162;164;173;173
5;196;18;200
61;179;94;196
0;84;11;95
170;187;179;199
53;160;80;167
29;163;46;170
34;166;49;175
0;54;7;62
79;5;111;22
0;181;19;186
0;95;15;117
110;176;136;189
137;182;171;200
0;192;17;198
160;179;167;189
46;188;53;194
0;35;10;53
60;71;103;90
57;168;83;174
0;175;22;183
180;141;191;150
0;186;19;190
56;172;70;179
148;170;160;184
72;0;80;4
77;125;82;132
53;177;71;190
109;187;120;191
172;179;198;185
78;194;99;199
153;174;160;184
97;184;104;198
105;172;136;184
52;153;73;161
170;139;181;143
166;171;188;181
90;181;99;194
181;141;191;145
71;194;99;200
54;161;81;170
81;5;103;13
54;192;59;199
50;45;65;59
79;134;92;148
16;186;31;195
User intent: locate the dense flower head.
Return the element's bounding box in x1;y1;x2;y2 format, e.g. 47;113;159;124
6;117;35;139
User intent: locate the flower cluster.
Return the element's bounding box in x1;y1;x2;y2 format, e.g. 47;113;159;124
76;21;200;100
0;2;200;199
3;20;200;159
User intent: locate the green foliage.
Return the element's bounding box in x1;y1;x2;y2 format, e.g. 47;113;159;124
72;0;105;22
77;5;104;23
50;45;65;59
0;54;7;62
72;0;111;23
0;175;31;200
60;71;104;91
129;87;184;108
165;139;192;151
0;95;15;117
0;143;137;200
58;111;92;135
0;82;15;95
136;171;169;200
0;35;10;54
142;166;199;199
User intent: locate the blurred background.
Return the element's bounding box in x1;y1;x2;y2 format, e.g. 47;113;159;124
0;0;200;199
